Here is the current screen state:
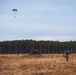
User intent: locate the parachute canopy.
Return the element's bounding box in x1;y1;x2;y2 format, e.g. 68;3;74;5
12;9;18;11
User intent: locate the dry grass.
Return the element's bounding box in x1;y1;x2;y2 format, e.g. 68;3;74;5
0;54;76;75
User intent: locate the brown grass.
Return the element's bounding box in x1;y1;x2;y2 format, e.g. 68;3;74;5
0;54;76;75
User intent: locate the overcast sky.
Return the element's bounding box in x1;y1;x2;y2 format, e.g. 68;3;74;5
0;0;76;41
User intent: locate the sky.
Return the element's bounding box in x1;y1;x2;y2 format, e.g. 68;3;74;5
0;0;76;41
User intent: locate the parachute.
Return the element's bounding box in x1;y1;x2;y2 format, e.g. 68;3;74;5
12;9;18;18
12;9;18;11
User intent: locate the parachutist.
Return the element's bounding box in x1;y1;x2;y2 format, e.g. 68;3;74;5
12;9;18;18
14;16;16;18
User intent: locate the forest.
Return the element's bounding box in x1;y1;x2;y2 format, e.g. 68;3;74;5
0;40;76;54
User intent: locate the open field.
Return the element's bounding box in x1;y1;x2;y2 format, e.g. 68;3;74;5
0;54;76;75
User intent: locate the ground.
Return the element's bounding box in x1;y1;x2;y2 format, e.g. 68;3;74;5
0;54;76;75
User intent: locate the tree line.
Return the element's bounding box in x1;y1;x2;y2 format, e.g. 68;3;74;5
0;40;76;54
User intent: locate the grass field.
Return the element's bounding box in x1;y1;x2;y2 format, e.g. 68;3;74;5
0;54;76;75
